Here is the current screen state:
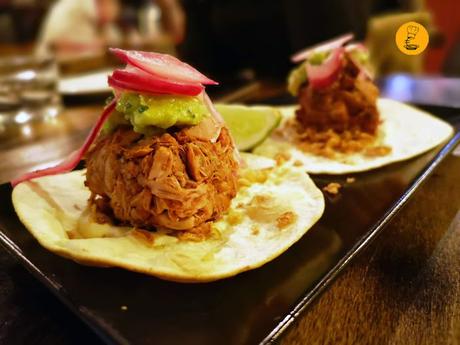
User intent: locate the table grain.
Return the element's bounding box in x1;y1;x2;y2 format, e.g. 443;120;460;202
0;105;459;345
282;150;460;345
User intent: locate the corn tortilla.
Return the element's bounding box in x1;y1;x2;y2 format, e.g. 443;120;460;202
12;154;324;283
254;99;454;174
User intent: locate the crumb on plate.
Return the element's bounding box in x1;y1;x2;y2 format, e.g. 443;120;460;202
276;211;297;229
274;152;292;166
323;182;342;195
293;160;303;167
363;145;392;157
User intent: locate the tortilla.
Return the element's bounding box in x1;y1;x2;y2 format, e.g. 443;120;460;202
12;153;324;283
253;98;454;174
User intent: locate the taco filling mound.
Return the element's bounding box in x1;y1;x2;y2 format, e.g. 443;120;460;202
85;112;238;236
11;49;324;282
254;34;453;174
287;34;389;158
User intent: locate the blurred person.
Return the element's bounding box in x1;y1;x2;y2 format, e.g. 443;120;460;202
36;0;122;58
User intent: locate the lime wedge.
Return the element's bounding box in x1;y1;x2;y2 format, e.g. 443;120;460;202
215;104;282;151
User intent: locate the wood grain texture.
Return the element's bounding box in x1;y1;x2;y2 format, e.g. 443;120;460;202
282;152;460;345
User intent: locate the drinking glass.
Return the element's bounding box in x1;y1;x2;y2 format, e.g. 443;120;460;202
0;54;62;124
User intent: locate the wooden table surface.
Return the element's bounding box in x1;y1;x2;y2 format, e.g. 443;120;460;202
282;149;460;345
0;103;459;345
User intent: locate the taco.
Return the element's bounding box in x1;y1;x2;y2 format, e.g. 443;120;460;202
11;49;324;282
254;34;453;174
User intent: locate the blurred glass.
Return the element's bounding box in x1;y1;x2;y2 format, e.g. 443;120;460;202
0;54;61;124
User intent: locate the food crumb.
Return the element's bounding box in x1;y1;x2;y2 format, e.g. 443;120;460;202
251;225;260;235
66;231;79;239
238;178;251;188
274;152;292;166
131;229;155;246
346;177;356;184
251;194;272;205
276;211;297;229
238;168;270;187
293;160;303;167
177;222;212;242
323;182;342;195
364;145;392;157
227;209;244;225
121;305;128;311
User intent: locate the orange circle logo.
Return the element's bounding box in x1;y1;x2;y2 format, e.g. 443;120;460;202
395;21;429;55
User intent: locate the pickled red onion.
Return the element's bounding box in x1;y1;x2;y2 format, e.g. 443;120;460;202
291;33;354;63
12;48;221;186
110;48;218;85
11;100;116;187
306;47;344;89
203;93;224;126
182;93;222;143
203;93;243;165
345;42;366;52
345;44;373;80
109;66;204;96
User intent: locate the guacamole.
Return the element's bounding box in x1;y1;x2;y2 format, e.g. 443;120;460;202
104;93;210;134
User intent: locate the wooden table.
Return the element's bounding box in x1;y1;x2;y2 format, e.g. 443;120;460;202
282;149;460;345
0;103;459;344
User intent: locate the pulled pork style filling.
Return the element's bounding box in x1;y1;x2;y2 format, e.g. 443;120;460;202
292;57;390;158
85;126;239;235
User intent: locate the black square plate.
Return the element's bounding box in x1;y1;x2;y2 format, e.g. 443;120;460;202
0;106;459;345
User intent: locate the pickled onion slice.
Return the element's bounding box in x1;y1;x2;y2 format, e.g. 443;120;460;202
110;48;217;85
109;66;204;96
11;100;116;187
306;47;344;89
291;33;353;63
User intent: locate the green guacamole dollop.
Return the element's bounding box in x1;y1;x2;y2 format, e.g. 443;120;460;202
104;93;210;135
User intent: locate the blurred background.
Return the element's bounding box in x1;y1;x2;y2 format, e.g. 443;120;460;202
0;0;459;78
0;0;459;182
